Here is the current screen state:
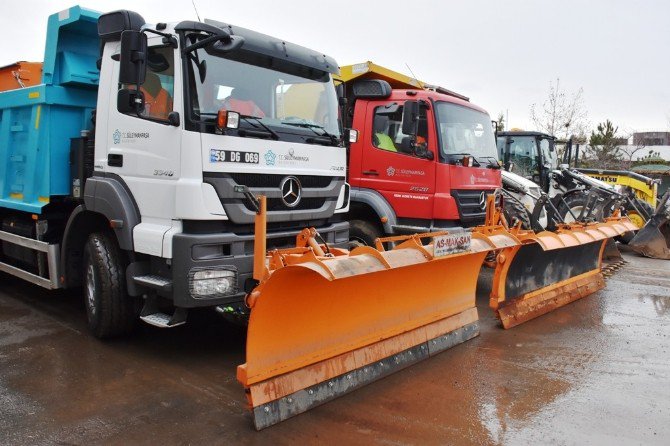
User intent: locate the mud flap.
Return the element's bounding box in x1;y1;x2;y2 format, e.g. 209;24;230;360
490;219;638;329
238;231;517;429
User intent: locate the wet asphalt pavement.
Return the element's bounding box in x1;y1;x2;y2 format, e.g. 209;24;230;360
1;245;669;445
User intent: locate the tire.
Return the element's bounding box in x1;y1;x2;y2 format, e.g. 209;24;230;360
619;199;654;244
625;199;654;228
557;192;602;223
349;219;383;248
83;232;138;338
503;196;532;230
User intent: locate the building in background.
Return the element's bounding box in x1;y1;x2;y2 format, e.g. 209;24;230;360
633;131;670;146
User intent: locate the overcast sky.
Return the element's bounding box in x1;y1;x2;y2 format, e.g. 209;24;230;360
2;0;669;134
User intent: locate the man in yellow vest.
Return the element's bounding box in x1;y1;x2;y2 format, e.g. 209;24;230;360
373;115;397;152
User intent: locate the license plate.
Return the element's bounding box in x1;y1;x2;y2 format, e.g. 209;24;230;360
210;149;259;164
433;232;472;257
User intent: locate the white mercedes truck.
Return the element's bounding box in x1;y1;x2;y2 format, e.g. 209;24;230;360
0;7;349;337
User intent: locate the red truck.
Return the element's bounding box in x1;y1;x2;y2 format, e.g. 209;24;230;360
339;62;501;245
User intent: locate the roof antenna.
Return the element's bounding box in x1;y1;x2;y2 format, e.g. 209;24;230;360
191;0;202;22
405;63;425;89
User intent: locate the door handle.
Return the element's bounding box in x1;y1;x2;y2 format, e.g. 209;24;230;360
362;170;379;176
108;154;123;167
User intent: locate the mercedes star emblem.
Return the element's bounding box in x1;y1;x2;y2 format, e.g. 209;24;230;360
280;176;302;208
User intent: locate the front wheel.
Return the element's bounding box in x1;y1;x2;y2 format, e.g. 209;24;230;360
619;199;654;244
83;232;138;338
557;193;603;223
349;219;383;248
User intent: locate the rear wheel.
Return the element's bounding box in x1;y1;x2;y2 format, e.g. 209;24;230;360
349;219;383;248
83;232;138;338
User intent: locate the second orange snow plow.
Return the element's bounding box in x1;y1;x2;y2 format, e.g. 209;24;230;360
486;199;638;328
237;193;635;429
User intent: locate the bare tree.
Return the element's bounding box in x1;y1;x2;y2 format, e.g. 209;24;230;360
619;144;646;170
530;78;589;140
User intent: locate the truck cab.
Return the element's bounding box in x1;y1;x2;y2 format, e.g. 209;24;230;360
496;130;557;193
340;63;501;245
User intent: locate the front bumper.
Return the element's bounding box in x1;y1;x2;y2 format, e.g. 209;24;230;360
170;221;350;308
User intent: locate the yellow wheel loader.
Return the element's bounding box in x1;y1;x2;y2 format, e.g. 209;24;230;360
236;191;635;429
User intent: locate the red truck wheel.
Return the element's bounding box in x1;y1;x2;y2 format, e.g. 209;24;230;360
349;219;383;248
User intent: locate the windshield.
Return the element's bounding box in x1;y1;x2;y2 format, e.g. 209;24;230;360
185;42;340;141
503;135;539;179
435;102;497;163
539;137;557;168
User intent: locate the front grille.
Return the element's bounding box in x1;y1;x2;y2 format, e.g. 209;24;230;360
227;173;336;189
452;189;490;224
203;171;343;224
265;197;327;212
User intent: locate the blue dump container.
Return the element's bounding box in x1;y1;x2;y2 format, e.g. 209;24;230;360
0;6;100;214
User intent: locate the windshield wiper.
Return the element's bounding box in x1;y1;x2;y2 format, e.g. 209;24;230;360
446;152;474;157
281;121;340;145
476;156;502;169
240;115;279;140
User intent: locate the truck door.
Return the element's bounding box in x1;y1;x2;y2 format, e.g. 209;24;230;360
105;39;181;225
359;100;436;219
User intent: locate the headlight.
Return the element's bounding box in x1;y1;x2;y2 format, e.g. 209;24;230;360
189;267;238;298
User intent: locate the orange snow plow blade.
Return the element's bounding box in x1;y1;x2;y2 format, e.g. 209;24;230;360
237;196;517;429
489;217;637;329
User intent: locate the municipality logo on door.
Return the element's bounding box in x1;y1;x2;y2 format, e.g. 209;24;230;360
113;129;121;144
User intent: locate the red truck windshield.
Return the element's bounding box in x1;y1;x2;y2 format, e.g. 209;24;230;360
435;102;498;163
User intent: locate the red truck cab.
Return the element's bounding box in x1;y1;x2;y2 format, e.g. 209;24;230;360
344;79;501;246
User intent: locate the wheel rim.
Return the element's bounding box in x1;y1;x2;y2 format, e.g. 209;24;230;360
85;263;96;316
627;211;645;229
564;206;585;223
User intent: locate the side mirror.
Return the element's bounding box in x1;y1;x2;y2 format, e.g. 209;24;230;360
401;101;418;135
344;128;358;144
335;81;345;100
119;30;147;85
117;88;144;114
